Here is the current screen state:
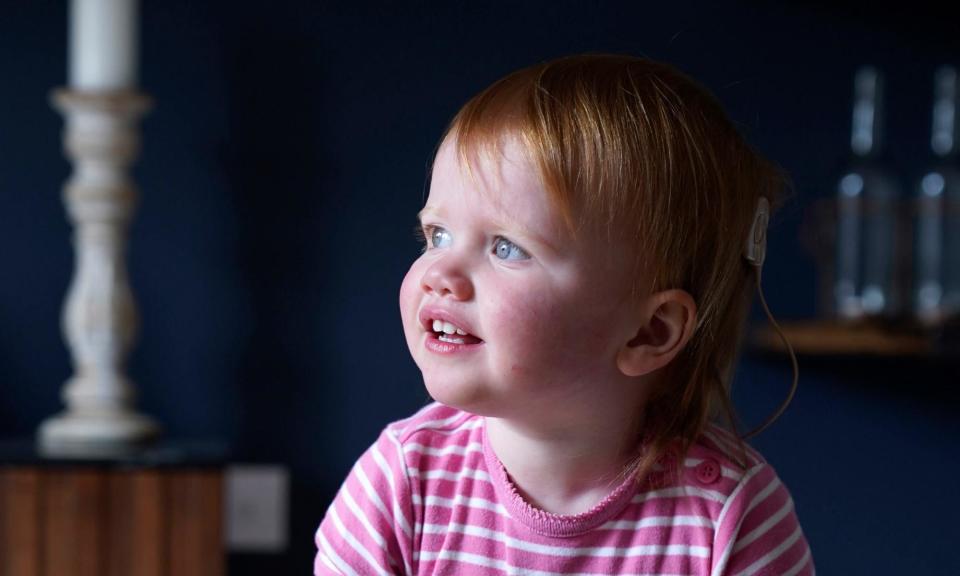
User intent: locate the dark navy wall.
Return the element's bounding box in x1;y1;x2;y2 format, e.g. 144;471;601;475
1;1;957;573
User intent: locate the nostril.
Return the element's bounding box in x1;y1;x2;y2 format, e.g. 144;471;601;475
421;279;451;296
422;265;472;300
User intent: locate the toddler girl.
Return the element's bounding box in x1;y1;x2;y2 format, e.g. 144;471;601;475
315;54;813;575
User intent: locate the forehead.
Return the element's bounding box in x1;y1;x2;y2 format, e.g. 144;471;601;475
425;136;562;233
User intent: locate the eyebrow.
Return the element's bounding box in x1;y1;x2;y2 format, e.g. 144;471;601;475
509;223;561;257
416;206;440;223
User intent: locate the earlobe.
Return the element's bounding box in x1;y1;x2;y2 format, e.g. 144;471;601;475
616;290;697;378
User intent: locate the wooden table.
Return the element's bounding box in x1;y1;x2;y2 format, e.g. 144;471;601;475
0;441;227;576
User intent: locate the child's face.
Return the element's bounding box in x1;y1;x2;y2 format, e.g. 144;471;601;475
399;136;642;422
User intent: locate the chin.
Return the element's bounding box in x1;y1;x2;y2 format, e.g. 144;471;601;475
422;376;495;416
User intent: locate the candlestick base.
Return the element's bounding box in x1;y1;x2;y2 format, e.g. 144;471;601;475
39;411;159;458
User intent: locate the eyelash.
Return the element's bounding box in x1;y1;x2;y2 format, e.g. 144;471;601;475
419;225;452;251
416;224;529;260
413;225;427;252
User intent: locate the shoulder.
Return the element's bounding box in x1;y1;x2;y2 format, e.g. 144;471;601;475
670;424;766;494
683;426;813;574
334;403;481;505
663;424;779;515
377;403;487;495
693;423;766;470
346;403;479;483
382;401;482;450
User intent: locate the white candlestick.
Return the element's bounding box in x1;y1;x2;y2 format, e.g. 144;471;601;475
69;0;138;90
40;90;158;455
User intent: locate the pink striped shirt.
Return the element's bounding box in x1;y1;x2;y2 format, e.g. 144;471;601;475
316;403;814;575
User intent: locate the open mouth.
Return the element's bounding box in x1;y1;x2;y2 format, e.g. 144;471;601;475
428;319;483;345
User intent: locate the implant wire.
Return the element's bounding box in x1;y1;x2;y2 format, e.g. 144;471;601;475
740;266;800;441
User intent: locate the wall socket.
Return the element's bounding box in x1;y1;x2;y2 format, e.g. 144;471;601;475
224;465;289;552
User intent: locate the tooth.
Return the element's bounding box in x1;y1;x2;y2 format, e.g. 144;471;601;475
432;320;443;332
442;321;457;335
455;328;467;335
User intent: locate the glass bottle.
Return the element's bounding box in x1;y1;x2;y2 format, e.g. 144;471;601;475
835;67;902;319
914;66;960;325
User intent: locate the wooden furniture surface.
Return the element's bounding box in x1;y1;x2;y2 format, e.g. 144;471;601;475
750;318;960;358
0;442;226;576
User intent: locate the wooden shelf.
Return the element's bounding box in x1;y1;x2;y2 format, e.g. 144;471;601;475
750;320;942;357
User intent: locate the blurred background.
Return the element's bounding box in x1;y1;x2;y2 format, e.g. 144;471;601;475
1;0;958;574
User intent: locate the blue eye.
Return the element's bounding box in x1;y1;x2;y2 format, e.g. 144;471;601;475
429;226;452;249
493;237;529;261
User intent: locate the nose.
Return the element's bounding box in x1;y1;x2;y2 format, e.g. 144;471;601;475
421;256;474;300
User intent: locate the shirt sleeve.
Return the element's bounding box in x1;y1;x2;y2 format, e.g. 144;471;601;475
711;463;815;576
315;428;416;576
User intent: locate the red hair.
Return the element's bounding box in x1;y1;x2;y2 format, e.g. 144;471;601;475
447;54;787;480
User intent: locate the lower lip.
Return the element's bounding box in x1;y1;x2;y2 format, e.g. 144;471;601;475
423;333;484;355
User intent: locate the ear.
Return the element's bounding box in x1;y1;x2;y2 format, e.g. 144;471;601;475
616;289;698;378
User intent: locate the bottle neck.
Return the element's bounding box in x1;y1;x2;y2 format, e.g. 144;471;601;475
931;66;958;159
850;67;884;158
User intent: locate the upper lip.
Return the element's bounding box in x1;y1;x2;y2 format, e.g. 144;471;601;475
418;305;479;338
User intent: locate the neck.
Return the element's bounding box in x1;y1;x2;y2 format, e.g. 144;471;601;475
484;389;647;516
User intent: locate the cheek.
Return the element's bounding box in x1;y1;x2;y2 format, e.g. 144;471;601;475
399;261;424;327
486;286;578;355
486;282;615;368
